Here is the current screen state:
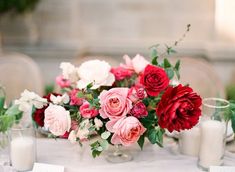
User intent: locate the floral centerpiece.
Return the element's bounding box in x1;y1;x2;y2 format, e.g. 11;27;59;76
14;25;205;158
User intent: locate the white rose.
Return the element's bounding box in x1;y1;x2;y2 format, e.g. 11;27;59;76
60;62;79;83
44;104;71;136
77;60;115;89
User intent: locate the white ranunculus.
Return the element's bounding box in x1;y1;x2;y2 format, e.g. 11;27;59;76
77;60;115;89
60;62;79;83
94;117;103;130
15;90;47;112
50;93;70;105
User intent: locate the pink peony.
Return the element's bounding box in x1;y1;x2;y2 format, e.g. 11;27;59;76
44;104;71;136
56;75;71;88
121;54;149;74
110;66;133;81
130;102;148;118
79;101;99;118
70;89;84;106
128;85;147;103
99;88;132;120
106;116;146;146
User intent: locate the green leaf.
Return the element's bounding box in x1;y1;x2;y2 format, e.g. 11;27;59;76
175;60;180;71
175;69;180;80
86;83;93;89
92;150;102;158
147;127;164;147
151;56;159;66
137;135;145;150
163;58;171;68
231;110;235;133
0;97;5;110
165;68;174;80
101;131;111;140
5;105;23;120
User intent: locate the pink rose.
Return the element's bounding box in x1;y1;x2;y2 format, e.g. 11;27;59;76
44;104;71;136
121;54;149;74
56;75;71;88
106;117;146;146
128;85;147;103
79;101;99;118
110;66;133;81
130;102;148;118
99;88;132;120
70;89;84;106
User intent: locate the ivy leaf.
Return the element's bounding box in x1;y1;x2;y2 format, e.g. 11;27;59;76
137;135;145;150
165;68;174;80
163;58;171;68
92;150;102;158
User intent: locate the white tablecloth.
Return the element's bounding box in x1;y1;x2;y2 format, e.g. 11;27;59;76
35;138;235;172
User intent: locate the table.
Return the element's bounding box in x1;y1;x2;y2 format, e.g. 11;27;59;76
35;138;235;172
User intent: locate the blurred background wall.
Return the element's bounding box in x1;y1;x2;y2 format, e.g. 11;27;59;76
0;0;235;89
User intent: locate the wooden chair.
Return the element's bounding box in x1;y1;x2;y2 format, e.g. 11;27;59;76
170;57;225;99
0;52;44;104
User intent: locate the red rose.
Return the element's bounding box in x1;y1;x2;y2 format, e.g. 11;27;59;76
156;84;202;132
32;93;61;127
110;66;133;81
130;102;148;118
140;64;169;96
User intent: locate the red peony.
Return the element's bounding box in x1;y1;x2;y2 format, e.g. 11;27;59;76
140;64;169;96
130;102;148;118
156;84;202;132
110;66;133;81
32;93;61;127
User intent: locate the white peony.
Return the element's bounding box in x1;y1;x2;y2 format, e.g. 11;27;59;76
60;62;79;83
77;60;115;89
15;90;47;112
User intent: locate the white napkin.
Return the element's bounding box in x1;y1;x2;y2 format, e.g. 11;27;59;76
32;163;64;172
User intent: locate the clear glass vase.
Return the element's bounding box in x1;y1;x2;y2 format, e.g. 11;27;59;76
0;131;10;166
198;98;230;171
106;145;133;163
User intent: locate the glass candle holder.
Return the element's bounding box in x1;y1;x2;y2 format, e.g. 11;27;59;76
8;124;36;172
198;98;230;171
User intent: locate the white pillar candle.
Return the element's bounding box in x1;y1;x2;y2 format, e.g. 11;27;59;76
10;137;36;171
198;120;225;169
179;126;200;156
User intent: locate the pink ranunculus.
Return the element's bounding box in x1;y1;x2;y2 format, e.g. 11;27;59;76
56;75;71;88
130;102;148;118
128;85;147;103
79;101;99;118
70;89;84;106
99;88;132;120
44;104;71;136
106;117;146;146
110;66;133;81
121;54;149;74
